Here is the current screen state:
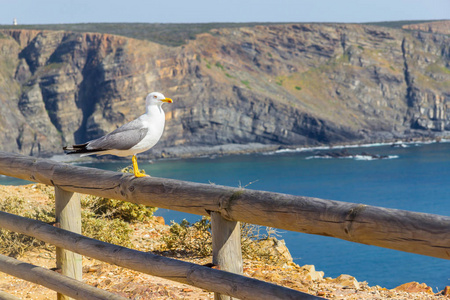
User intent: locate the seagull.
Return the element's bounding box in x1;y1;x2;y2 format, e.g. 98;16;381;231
63;92;173;177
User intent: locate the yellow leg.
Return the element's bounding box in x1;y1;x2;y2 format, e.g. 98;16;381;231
132;155;148;177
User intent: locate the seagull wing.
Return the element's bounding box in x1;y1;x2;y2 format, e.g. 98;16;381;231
87;118;149;151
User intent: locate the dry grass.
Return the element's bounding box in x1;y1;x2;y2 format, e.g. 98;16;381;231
0;196;54;257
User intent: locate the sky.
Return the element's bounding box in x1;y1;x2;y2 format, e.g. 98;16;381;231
0;0;448;25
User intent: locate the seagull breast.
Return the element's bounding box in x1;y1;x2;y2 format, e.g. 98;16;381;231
129;112;166;153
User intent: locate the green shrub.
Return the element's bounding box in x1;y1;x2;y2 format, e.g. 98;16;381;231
82;195;156;223
241;80;251;88
79;165;158;223
215;62;225;70
82;210;133;247
161;217;212;257
78;165;157;246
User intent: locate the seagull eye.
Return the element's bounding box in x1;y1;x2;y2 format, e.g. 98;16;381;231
153;95;157;99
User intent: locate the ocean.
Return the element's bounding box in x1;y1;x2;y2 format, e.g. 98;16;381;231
1;141;449;290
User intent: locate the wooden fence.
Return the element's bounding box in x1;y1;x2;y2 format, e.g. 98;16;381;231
0;151;449;299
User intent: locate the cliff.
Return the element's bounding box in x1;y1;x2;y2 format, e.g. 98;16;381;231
403;20;450;35
0;21;449;158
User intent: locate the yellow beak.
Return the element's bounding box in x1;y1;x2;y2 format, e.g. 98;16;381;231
161;98;173;103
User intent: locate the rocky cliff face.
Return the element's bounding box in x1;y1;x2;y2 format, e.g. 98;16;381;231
403;21;450;35
0;21;449;157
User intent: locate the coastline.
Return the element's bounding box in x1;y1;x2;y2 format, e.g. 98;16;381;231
50;135;450;164
150;134;450;160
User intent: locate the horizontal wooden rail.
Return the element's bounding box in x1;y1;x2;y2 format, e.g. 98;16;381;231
0;151;449;260
0;290;21;300
0;211;320;300
0;254;127;300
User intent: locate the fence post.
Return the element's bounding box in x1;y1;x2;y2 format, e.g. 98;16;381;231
211;212;243;300
55;186;82;300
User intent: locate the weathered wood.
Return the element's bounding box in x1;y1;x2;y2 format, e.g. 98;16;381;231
211;212;243;300
55;187;82;300
0;253;127;300
0;290;21;300
0;151;449;259
0;211;322;300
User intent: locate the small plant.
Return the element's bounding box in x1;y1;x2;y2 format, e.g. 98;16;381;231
82;210;133;247
240;223;286;263
160;217;287;264
241;80;251;89
161;217;212;257
79;166;157;244
82;165;158;223
82;195;156;223
215;62;225;71
295;86;302;91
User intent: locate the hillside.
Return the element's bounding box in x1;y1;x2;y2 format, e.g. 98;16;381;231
0;20;449;158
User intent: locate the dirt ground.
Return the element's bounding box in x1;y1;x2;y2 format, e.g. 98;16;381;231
0;184;448;299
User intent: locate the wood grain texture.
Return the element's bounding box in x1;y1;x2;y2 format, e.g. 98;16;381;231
0;254;127;300
0;290;21;300
211;212;243;300
55;187;82;300
0;151;449;259
0;211;321;300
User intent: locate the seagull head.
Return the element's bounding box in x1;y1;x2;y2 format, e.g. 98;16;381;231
146;92;173;106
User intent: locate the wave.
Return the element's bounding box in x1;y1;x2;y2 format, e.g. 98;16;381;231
354;155;399;161
268;138;450;155
305;155;331;160
268;144;389;155
306;154;399;161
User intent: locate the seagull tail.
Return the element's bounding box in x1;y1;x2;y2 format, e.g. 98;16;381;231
63;143;104;156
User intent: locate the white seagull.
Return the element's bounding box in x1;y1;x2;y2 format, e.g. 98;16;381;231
63;92;173;177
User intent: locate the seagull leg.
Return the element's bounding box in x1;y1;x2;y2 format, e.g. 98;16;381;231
132;155;148;177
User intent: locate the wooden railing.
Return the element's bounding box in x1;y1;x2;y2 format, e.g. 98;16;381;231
0;151;449;299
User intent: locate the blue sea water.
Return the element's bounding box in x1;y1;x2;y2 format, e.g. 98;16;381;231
1;142;449;290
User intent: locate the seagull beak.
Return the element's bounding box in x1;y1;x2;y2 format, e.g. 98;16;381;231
161;98;173;103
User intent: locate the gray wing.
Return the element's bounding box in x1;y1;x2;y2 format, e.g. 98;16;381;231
87;118;148;151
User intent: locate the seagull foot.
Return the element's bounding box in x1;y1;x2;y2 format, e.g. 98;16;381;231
132;155;150;177
134;171;150;178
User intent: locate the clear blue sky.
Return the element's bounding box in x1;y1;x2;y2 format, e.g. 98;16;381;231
1;0;448;25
